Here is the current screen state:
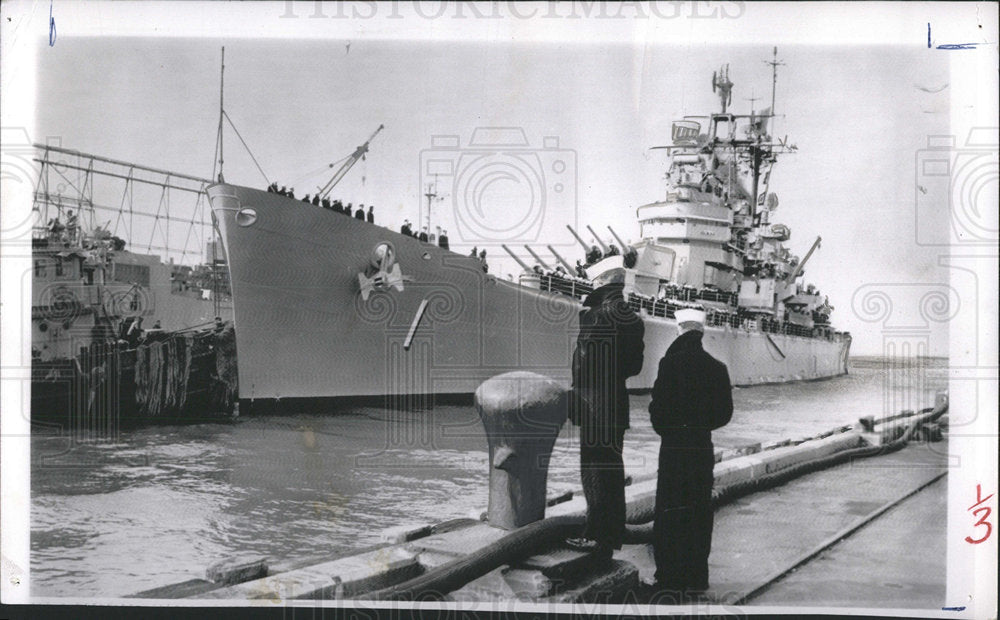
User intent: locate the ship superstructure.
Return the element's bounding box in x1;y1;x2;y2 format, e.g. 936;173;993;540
30;144;233;362
548;55;838;341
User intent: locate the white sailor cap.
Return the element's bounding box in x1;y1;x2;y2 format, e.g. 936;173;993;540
675;308;706;329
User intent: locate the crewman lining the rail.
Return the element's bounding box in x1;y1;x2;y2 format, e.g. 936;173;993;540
585;244;602;265
565;268;645;559
355;204;366;221
47;217;65;243
438;229;449;250
647;308;732;598
312;195;321;206
418;227;429;243
65;210;79;245
400;220;412;236
367;205;375;223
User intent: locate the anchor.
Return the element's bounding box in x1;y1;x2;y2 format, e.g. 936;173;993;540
358;241;405;300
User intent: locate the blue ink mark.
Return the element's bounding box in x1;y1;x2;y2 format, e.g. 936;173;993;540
48;0;56;46
942;606;967;611
929;22;982;50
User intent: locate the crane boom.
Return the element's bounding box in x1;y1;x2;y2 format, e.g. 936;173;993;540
318;124;384;198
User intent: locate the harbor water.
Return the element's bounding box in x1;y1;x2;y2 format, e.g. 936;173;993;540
30;356;947;598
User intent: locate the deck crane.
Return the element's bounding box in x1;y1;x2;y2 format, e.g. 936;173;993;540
317;124;384;199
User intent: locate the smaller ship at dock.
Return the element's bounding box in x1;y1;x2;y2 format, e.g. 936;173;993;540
30;146;237;424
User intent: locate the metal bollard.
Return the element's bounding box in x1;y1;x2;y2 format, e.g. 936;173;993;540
475;371;573;530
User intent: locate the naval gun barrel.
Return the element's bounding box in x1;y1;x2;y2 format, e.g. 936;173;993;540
501;244;533;272
787;236;821;283
523;246;552;271
586;225;610;253
546;245;575;272
607;226;629;252
565;225;589;252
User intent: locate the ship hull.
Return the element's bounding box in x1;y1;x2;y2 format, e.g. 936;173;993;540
211;185;850;407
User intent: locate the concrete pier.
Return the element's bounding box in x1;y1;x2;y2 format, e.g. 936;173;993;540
137;407;949;609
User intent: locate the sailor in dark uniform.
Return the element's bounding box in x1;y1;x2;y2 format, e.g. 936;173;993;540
624;247;639;268
438;229;449;250
344;203;353;217
367;206;375;223
312;195;320;206
400;220;412;236
302;194;311;203
289;188;296;199
586;245;602;265
575;259;588;279
321;197;332;209
648;308;733;598
279;186;289;196
566;269;645;559
333;199;343;213
355;204;366;220
418;227;429;243
606;243;620;257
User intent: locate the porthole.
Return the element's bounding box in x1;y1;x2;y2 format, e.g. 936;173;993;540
237;208;258;227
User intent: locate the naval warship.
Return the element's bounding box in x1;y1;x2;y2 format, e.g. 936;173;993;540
210;56;850;409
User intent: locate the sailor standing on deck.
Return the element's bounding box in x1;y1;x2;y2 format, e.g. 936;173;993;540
565;268;645;559
647;308;732;598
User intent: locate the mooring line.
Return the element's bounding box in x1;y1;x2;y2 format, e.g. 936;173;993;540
729;469;947;606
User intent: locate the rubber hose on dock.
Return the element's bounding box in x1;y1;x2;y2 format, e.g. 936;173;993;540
364;407;946;600
625;410;947;543
358;515;585;601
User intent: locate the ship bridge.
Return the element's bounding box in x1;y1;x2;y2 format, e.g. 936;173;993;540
636;198;739;291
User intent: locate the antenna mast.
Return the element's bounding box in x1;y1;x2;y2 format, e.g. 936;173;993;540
216;46;225;182
424;175;438;234
765;46;784;116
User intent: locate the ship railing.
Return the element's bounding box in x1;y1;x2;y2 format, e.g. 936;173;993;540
538;274;593;300
539;275;841;342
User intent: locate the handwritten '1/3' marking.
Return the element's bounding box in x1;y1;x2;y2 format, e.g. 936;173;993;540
965;483;994;545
